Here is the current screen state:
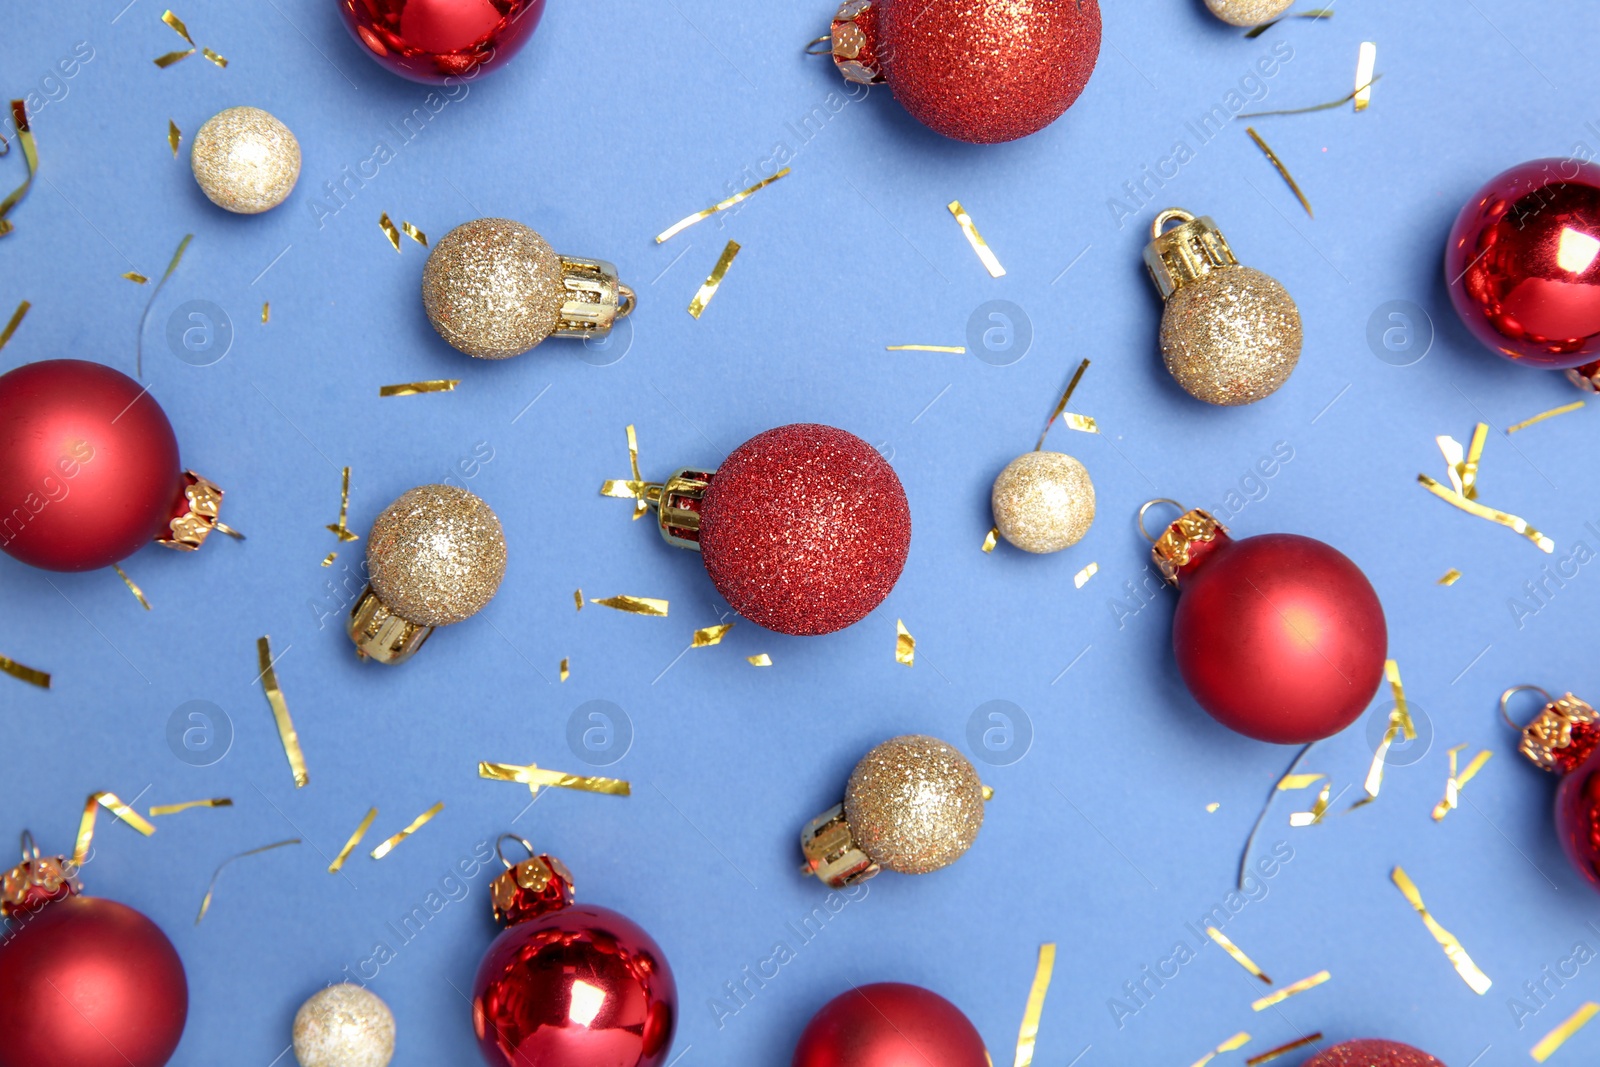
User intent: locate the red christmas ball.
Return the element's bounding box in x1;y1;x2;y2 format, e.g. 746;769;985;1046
1446;157;1600;369
792;982;987;1067
337;0;546;83
0;359;184;572
1553;737;1600;891
698;424;911;636
1302;1039;1443;1067
0;895;188;1067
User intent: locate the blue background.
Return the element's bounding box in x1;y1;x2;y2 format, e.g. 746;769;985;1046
4;1;1600;1064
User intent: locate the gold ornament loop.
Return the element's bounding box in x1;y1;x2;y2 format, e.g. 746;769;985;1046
1500;684;1551;732
1152;207;1196;239
804;34;834;55
495;833;537;870
1137;498;1186;543
19;830;39;863
617;284;636;319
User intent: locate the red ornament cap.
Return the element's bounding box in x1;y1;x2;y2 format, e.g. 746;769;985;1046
1503;687;1600;775
1;834;81;921
1303;1038;1444;1067
488;835;574;927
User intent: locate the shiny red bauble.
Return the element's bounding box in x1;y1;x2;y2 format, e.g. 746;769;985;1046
1446;157;1600;369
792;982;987;1067
1555;747;1600;888
1302;1038;1443;1067
337;0;546;83
0;896;188;1067
1508;690;1600;892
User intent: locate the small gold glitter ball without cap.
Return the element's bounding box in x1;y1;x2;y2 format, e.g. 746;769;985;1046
1160;266;1302;406
422;218;564;360
190;106;301;214
992;451;1095;554
844;735;985;875
292;984;395;1067
1204;0;1294;27
367;484;507;628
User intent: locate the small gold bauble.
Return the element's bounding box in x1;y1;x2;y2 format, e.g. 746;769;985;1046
991;451;1095;554
844;735;985;875
190;106;301;214
422;218;563;360
292;984;395;1067
1204;0;1294;27
366;484;506;628
1160;266;1301;406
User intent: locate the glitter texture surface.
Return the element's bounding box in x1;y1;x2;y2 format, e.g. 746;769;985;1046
698;424;911;636
1159;266;1301;406
845;735;985;875
1302;1039;1444;1067
366;484;506;628
991;451;1095;554
292;984;396;1067
189;107;300;214
421;218;563;360
882;0;1101;144
1204;0;1294;27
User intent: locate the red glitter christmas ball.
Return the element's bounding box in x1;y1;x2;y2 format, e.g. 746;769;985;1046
792;982;987;1067
699;424;911;637
336;0;546;83
1302;1039;1444;1067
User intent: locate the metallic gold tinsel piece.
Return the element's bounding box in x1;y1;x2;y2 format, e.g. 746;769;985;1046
201;47;227;68
73;791;157;866
0;653;49;689
320;551;337;567
148;798;232;817
328;807;377;873
112;563;152;610
257;636;309;788
1391;865;1493;994
1418;473;1553;553
1288;781;1332;826
1246;127;1312;217
693;623;734;648
1238;78;1380;118
1206;802;1221;813
1251;969;1330;1011
0;300;29;349
574;589;583;611
1462;423;1488;498
591;594;669;617
1531;1002;1600;1063
261;301;269;324
886;344;966;353
748;653;772;667
656;168;790;244
122;271;149;284
895;619;915;667
1062;413;1100;434
162;10;195;43
370;802;444;859
135;232;193;377
1359;710;1401;802
195;839;299;924
1432;744;1492;822
559;657;569;682
1243;8;1332;37
1011;943;1056;1067
379;212;402;252
1438;568;1462;586
1245;1034;1323;1066
688;240;741;319
402;220;427;246
325;466;359;542
627;424;647;518
1277;773;1325;790
379;379;459;397
1073;562;1099;589
981;526;1000;553
1191;1032;1251;1067
168;120;182;157
1037;359;1091;450
1206;926;1271;983
1507;401;1585;434
153;49;194;68
1353;42;1377;111
0;101;36;238
478;761;631;798
947;200;1006;277
1385;658;1417;740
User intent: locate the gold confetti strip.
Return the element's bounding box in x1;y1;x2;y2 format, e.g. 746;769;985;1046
1432;745;1492;822
1438;568;1462;586
1251;969;1330;1011
896;619;915;667
947;200;1006;278
0;300;29;349
1508;401;1586;434
1062;413;1100;434
1418;473;1553;553
688;240;741;319
590;594;669;617
692;623;734;648
72;791;157;865
257;636;309;788
1191;1031;1251;1067
112;563;152;610
1288;781;1332;826
378;212;402;252
1036;359;1092;451
1277;773;1325;790
379;379;459;397
982;784;996;801
1385;659;1417;741
599;425;654;517
370;802;444;860
1245;1034;1323;1066
1012;943;1056;1067
1461;423;1488;498
886;344;966;353
559;657;569;682
320;552;337;567
153;49;194;68
167;119;181;157
573;588;584;610
1206;802;1221;813
122;271;149;284
201;47;227;69
325;466;359;542
1238;77;1381;118
1353;42;1377;111
656;168;791;244
135;233;193;377
1437;435;1466;494
148;798;231;817
1246;127;1312;218
163;9;195;43
981;525;1000;553
1243;8;1332;37
328;807;377;874
0;653;49;689
261;302;269;324
1206;927;1272;984
1358;710;1402;804
196;839;299;924
748;653;772;667
401;221;427;246
0;101;38;237
1532;1002;1600;1063
1073;562;1099;589
1391;865;1493;994
479;761;631;798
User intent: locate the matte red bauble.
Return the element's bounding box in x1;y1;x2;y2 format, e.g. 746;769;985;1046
792;982;988;1067
820;0;1101;144
471;836;676;1067
1144;505;1387;744
0;836;188;1067
1446;157;1600;369
1503;686;1600;892
0;359;228;572
337;0;546;83
616;423;911;636
1302;1038;1443;1067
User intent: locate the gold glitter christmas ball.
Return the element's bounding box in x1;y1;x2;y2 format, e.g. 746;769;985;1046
292;984;395;1067
991;451;1095;554
422;218;563;360
366;485;506;628
844;735;985;875
1204;0;1295;27
190;106;301;214
1159;267;1301;406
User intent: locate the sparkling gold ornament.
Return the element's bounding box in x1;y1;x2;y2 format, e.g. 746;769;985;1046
1204;0;1294;27
292;984;395;1067
801;735;987;887
190;106;301;214
421;218;634;360
991;451;1094;554
1145;208;1301;406
349;485;506;665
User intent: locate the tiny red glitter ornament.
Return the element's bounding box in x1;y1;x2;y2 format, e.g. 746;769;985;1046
0;359;228;572
819;0;1101;144
1502;686;1600;892
471;835;676;1067
1302;1038;1444;1067
792;982;988;1067
1141;503;1387;745
1446;157;1600;370
336;0;546;83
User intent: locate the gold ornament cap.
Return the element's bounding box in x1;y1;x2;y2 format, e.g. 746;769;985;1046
489;835;576;927
1140;501;1230;586
1567;360;1600;393
1143;209;1239;301
2;832;81;920
348;586;434;666
1502;686;1600;774
820;1;885;85
639;468;715;551
157;470;227;551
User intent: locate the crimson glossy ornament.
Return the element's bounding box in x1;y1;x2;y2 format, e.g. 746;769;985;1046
1302;1038;1443;1067
1142;503;1387;744
792;982;988;1067
0;834;188;1067
1503;686;1600;891
337;0;546;83
0;359;228;572
1446;157;1600;370
615;424;911;636
820;0;1101;144
471;835;676;1067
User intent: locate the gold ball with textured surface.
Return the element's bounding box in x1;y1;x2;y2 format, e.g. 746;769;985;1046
1203;0;1295;27
422;218;563;360
845;735;985;875
1159;266;1301;406
292;984;395;1067
367;485;506;628
190;106;301;214
992;451;1095;554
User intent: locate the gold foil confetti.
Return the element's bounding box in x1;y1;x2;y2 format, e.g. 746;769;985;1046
257;636;309;788
1251;969;1330;1011
1391;865;1493;994
947;200;1006;277
896;619;915;667
163;10;194;43
688;240;741;319
478;761;631;797
1507;401;1585;434
112;563;152;610
574;589;584;610
0;653;49;689
1037;359;1092;450
196;839;299;924
72;792;157;867
590;594;669;617
1062;413;1100;434
1238;78;1381;118
325;466;359;542
559;657;569;681
401;220;427;246
748;653;772;667
1359;710;1402;803
1206;802;1221;813
135;233;193;377
886;344;966;353
1012;943;1056;1067
982;784;996;801
981;526;1000;553
656;168;791;243
148;798;231;816
1206;927;1272;984
0;102;38;237
320;552;337;567
0;300;29;349
1288;781;1332;825
379;212;402;252
1438;568;1462;586
122;271;149;283
599;425;653;517
1437;435;1466;494
1246;127;1312;217
167;119;181;157
1246;1034;1323;1066
1418;473;1553;553
692;623;734;648
1277;773;1325;790
1462;423;1488;497
1243;8;1332;37
1191;1032;1251;1067
1385;658;1416;741
1432;745;1492;821
328;807;377;873
379;379;459;397
201;47;227;68
261;301;269;324
153;49;194;68
1532;1002;1600;1063
1353;42;1377;111
370;801;444;859
1073;562;1099;589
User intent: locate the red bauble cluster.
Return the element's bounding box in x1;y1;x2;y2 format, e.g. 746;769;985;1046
1303;1039;1444;1067
792;982;987;1067
337;0;546;83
